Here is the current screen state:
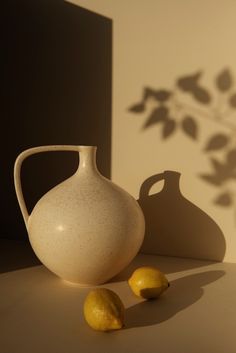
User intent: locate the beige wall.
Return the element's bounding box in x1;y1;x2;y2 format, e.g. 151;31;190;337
68;0;236;262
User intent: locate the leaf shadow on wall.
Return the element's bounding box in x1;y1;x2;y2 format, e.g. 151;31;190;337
125;270;224;329
129;68;236;221
138;171;226;261
129;70;212;136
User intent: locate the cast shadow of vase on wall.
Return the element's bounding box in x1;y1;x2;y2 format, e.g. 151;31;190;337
138;170;226;261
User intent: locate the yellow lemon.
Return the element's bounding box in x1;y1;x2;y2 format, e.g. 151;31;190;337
128;266;169;299
83;288;124;331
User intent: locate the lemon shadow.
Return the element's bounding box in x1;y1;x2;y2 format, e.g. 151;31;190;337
125;270;224;329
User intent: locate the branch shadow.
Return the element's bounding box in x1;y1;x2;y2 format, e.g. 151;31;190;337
129;69;236;217
138;171;226;261
125;270;224;329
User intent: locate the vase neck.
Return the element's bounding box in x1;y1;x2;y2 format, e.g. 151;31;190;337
162;171;181;194
76;146;99;175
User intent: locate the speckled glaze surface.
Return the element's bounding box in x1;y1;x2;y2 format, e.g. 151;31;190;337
14;146;145;284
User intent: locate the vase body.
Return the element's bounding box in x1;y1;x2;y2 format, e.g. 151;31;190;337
14;146;145;285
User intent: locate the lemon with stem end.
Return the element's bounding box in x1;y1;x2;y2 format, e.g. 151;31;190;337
128;266;170;299
83;288;125;331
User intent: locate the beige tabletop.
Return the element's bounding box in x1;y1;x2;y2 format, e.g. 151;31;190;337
0;243;236;353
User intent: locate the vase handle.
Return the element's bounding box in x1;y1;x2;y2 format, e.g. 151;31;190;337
139;172;165;199
14;145;83;228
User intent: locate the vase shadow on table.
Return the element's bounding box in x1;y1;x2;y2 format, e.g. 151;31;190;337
138;170;226;262
125;269;224;329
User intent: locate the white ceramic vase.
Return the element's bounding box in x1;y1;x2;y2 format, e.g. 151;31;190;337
14;145;145;285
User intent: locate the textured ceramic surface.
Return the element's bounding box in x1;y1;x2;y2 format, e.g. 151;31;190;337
14;145;145;284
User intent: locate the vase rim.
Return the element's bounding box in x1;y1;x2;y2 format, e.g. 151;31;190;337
78;145;97;149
